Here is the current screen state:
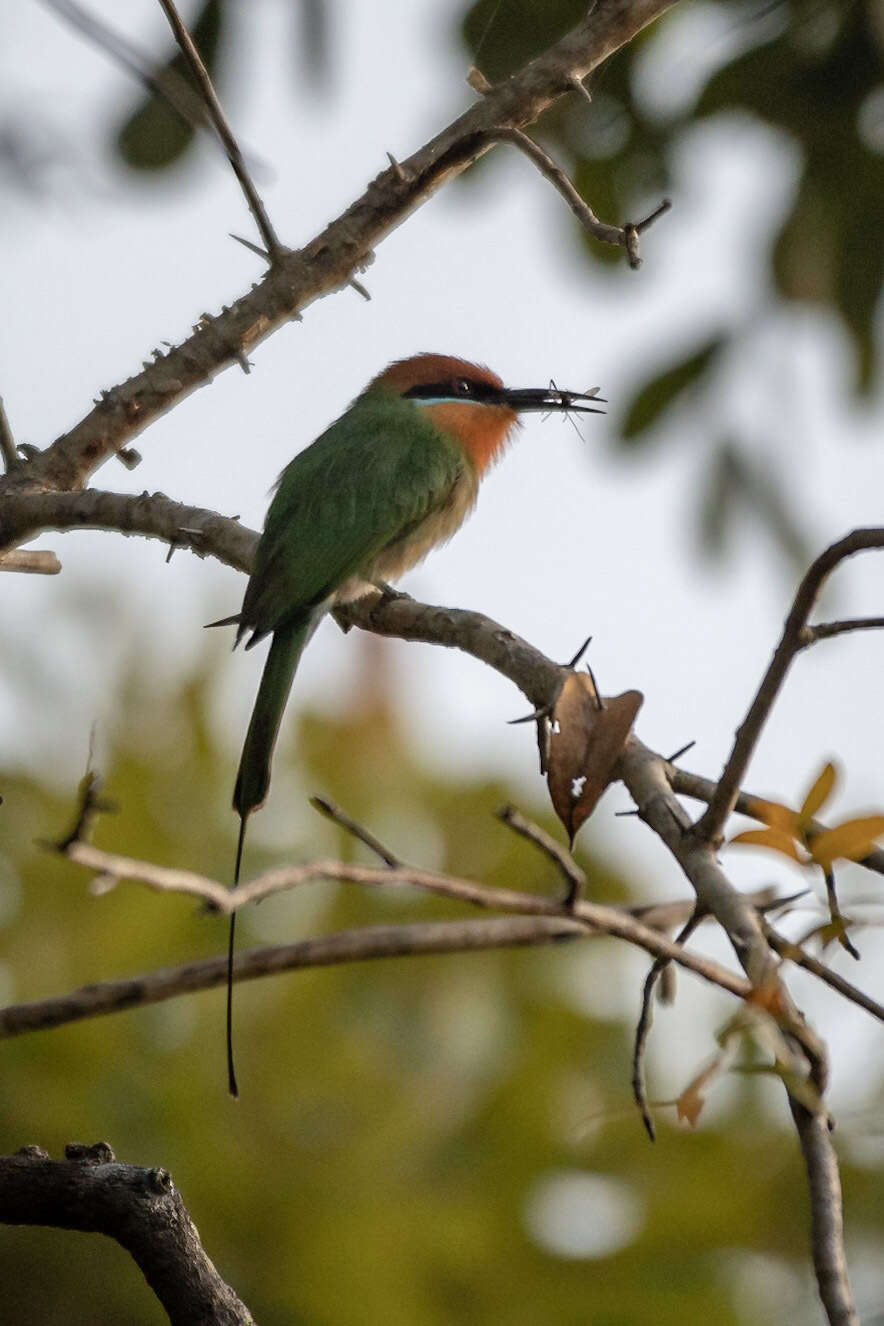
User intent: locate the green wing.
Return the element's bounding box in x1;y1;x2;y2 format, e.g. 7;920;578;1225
239;394;464;644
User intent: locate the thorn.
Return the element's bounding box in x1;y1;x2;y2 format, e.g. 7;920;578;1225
569;74;593;105
230;231;271;262
348;276;371;301
116;448;142;470
165;543;177;564
615;809;640;818
466;66;492;95
508;703;553;726
666;740;696;764
565;635;593;670
635;198;672;234
585;663;604;709
386;151;412;183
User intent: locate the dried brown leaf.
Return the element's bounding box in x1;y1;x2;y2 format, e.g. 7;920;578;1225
675;1055;724;1128
546;676;643;843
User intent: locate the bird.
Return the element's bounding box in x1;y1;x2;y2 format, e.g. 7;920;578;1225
211;352;603;1094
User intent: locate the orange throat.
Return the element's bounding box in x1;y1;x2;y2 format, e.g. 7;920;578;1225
424;401;518;476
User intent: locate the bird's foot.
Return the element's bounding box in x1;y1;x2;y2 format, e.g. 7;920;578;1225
372;581;411;605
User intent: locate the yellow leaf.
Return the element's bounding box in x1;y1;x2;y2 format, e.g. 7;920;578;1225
798;761;837;830
749;799;797;832
731;827;804;863
809;816;884;870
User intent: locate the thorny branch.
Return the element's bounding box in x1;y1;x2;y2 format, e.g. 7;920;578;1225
45;834;754;1002
1;0;675;496
484;127;671;269
0;1144;252;1326
695;528;884;845
0;913;697;1043
155;0;283;261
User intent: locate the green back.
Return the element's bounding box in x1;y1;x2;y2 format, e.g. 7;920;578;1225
240;388;466;639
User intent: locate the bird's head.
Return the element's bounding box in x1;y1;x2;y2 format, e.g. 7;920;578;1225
368;353;603;475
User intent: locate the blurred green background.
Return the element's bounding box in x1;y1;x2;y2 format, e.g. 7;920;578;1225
2;636;882;1323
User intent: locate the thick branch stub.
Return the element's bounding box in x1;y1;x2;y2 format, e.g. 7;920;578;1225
0;1147;253;1325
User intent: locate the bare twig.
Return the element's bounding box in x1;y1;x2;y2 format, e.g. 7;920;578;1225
0;396;20;472
49;838;753;1000
0;918;584;1041
822;869;861;961
156;0;283;261
309;795;401;867
0;1145;253;1325
801;617;884;646
763;924;884;1023
482;127;670;269
496;803;586;905
695;529;884;845
632;908;703;1142
0;549;61;574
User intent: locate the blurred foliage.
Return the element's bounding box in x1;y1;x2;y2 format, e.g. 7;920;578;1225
116;0;224;171
1;646;882;1323
460;0;884;574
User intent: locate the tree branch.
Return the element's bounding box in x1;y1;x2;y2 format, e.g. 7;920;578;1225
762;923;884;1024
695;529;884;845
801;616;884;645
0;488;255;570
482;127;670;268
0;913;704;1042
669;765;884;880
1;491;869;1323
3;0;675;495
48;838;753;1000
0;1144;253;1325
156;0;283;261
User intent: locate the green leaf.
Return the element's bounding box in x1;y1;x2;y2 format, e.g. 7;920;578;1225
620;337;723;444
115;0;223;172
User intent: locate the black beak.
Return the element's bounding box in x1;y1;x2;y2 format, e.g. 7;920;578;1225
500;385;605;415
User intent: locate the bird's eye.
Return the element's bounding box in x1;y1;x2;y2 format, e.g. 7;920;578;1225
453;378;471;397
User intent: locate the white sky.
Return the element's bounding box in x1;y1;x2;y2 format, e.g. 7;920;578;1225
1;0;883;1108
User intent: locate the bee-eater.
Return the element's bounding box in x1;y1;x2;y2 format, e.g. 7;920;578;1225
214;352;602;1094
